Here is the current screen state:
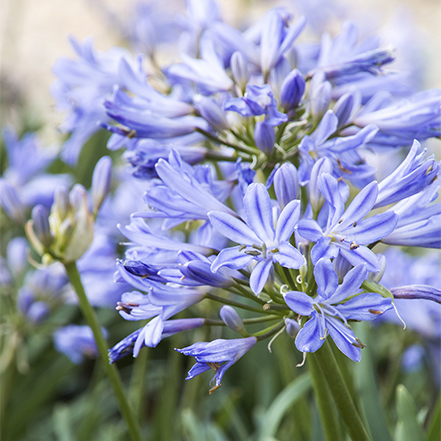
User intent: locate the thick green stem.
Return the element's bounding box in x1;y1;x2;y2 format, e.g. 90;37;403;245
312;341;371;441
64;262;143;441
308;352;343;441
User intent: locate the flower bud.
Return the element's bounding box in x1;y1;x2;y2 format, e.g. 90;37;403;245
91;156;112;214
285;318;300;338
309;157;333;213
195;96;230;131
220;306;246;334
280;69;305;111
231;51;249;93
31;205;53;248
53;186;70;221
274;163;300;209
254;121;275;155
333;90;360;129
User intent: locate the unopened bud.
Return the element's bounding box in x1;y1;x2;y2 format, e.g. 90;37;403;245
274;163;300;208
31;205;53;248
280;69;305;111
231;51;249;93
91;156;112;214
254;121;275;155
220;306;246;334
285;318;300;338
195;96;230;131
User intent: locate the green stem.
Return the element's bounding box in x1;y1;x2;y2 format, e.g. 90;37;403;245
130;347;149;422
196;128;258;155
63;261;143;441
312;341;371;441
205;292;270;314
308;352;343;441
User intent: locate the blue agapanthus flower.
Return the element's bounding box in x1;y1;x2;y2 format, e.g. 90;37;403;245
209;183;305;294
284;259;392;361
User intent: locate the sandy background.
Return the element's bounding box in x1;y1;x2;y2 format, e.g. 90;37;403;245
1;0;440;141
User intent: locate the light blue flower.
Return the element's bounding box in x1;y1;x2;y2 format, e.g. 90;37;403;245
284;259;392;361
209;183;305;294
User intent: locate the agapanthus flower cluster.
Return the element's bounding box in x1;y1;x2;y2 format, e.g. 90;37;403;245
7;0;440;392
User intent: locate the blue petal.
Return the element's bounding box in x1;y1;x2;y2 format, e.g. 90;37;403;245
276;200;301;242
273;242;305;269
326;317;361;362
319;173;344;229
284;291;314;315
311;238;338;265
314;258;338;299
338;245;380;272
350;211;399;244
250;259;273;294
336;294;392;320
208;211;260;245
296;218;323;242
337;181;378;230
295;312;324;353
314;110;338;145
331;263;367;304
243;183;275;242
211;246;254;272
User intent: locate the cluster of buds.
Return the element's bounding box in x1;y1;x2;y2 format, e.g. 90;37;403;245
25;157;112;264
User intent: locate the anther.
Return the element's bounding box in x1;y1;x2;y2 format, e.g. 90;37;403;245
352;221;357;227
368;309;382;315
245;250;260;256
238;244;247;252
350;241;359;250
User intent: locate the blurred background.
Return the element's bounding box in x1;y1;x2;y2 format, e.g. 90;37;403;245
1;0;440;136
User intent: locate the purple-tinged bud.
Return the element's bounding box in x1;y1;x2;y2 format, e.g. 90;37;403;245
27;301;50;324
231;51;249;93
254;121;275;155
31;205;53;248
220;306;246;334
0;179;24;224
391;285;441;304
194;96;230;131
91;156;112;215
285;318;300;338
333;90;361;130
274;163;300;209
309;157;332;213
280;69;305;111
7;237;28;277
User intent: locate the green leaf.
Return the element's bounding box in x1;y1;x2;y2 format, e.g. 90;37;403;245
257;374;311;441
427;393;440;441
395;384;427;441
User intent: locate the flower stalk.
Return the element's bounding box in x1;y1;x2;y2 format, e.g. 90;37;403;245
63;261;143;441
